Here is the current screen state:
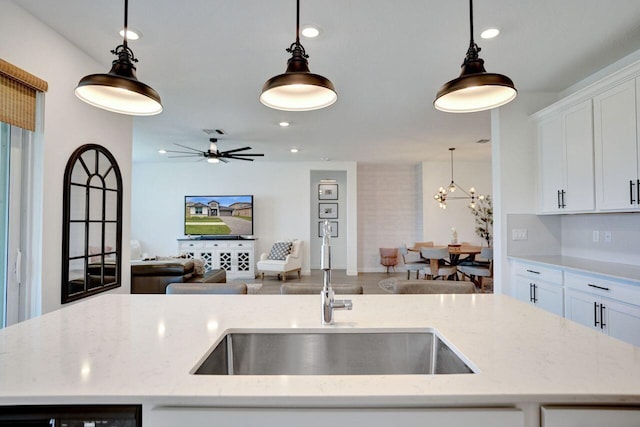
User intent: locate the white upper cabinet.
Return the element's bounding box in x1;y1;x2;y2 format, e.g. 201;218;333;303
593;78;640;211
538;100;594;213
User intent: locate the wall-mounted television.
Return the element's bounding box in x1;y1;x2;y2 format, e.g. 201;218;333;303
184;195;253;238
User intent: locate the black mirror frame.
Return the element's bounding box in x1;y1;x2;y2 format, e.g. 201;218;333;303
61;144;123;304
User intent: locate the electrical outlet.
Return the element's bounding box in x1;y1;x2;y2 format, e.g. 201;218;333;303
604;231;612;244
511;228;528;241
592;230;599;242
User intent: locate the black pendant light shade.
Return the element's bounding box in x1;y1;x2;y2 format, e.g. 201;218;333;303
434;0;516;113
260;0;337;111
75;0;162;116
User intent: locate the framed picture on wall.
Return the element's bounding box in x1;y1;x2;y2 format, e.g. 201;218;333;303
318;183;338;200
318;221;339;238
318;203;338;219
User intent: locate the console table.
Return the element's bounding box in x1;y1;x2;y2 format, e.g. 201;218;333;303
177;238;255;280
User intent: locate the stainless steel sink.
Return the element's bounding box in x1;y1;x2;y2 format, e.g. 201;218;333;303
193;330;475;375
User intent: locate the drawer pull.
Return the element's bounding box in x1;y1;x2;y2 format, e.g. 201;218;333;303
600;304;606;329
594;302;599;327
526;269;540;275
588;283;610;291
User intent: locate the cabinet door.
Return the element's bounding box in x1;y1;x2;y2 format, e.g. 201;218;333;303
594;79;639;211
604;298;640;347
514;276;535;305
542;406;640;427
534;280;564;317
564;289;601;332
564;100;595;212
539;115;565;213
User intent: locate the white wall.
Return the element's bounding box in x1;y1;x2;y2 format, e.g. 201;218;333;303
131;161;358;275
422;159;492;247
0;3;133;315
491;92;558;295
357;163;422;272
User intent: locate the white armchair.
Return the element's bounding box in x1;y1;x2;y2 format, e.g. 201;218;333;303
256;240;303;282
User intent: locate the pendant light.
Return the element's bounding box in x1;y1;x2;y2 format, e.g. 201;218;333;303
75;0;162;116
434;148;480;209
434;0;516;113
260;0;337;111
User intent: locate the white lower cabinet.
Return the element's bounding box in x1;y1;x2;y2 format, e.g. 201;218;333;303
147;407;524;427
512;261;564;316
177;239;255;280
564;272;640;347
542;406;640;427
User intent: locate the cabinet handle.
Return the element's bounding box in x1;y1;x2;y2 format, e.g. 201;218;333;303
557;190;561;209
600;304;606;329
529;283;533;302
532;284;538;303
637;179;639;205
631;180;636;205
587;283;610;291
526;269;540;275
594;302;600;327
561;190;566;208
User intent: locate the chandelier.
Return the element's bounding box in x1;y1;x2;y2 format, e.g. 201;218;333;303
434;148;482;209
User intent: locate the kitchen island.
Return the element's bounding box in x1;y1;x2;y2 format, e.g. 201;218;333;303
1;293;639;426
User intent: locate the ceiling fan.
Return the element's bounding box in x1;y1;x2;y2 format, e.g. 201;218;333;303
165;135;264;164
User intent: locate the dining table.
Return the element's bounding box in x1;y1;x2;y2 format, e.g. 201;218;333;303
408;244;482;278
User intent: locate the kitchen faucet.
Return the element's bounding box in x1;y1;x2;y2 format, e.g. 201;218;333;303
320;220;352;324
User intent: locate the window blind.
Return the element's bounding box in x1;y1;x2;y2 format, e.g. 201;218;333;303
0;59;48;131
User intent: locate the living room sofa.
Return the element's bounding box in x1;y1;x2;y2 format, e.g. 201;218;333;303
131;259;226;294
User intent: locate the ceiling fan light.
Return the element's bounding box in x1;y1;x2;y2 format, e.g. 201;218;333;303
207;157;219;164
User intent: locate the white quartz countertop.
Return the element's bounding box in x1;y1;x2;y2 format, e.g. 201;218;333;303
508;255;640;284
1;294;640;407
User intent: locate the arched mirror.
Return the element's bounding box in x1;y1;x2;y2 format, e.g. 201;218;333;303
62;144;122;303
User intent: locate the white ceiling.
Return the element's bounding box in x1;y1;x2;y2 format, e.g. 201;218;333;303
13;0;640;163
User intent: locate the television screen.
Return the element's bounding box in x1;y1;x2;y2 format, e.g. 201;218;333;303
184;195;253;236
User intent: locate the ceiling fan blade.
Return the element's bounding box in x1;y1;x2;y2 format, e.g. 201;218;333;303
168;154;203;158
173;143;204;153
221;146;252;154
218;158;229;163
227;153;264;157
165;149;201;155
227;157;255;161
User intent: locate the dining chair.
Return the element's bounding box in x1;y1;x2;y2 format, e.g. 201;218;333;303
420;247;458;280
379;247;399;273
457;247;493;292
398;244;428;279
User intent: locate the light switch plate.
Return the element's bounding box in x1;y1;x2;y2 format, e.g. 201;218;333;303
512;228;528;241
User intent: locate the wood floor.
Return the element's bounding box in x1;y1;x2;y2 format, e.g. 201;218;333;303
229;270;492;294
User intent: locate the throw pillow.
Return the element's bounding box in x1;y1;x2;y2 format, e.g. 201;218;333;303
267;241;293;260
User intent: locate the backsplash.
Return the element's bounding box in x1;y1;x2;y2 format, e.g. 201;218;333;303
507;213;640;267
561;213;640;266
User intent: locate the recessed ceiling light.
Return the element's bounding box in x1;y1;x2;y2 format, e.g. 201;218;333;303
290;148;299;153
320;157;330;161
279;121;290;127
158;149;167;154
301;25;320;38
480;28;500;39
119;28;141;40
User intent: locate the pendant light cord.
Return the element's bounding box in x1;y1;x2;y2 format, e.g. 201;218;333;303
450;148;455;183
123;0;129;47
468;0;474;46
295;0;300;45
